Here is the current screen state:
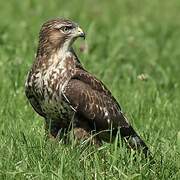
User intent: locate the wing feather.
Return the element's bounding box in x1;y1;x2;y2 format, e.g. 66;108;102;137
63;69;130;131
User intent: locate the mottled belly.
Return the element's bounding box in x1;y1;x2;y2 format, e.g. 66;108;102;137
41;98;75;126
30;65;75;126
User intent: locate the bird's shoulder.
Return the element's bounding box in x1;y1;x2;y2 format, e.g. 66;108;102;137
72;68;119;102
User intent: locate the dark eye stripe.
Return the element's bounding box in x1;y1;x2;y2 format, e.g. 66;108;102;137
65;25;74;29
60;25;74;33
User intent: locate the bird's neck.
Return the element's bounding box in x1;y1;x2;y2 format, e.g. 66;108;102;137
37;36;75;57
56;44;72;60
35;39;82;71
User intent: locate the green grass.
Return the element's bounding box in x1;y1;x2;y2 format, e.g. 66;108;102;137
0;0;180;179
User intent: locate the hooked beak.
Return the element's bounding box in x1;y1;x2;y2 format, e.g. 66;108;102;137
77;27;85;39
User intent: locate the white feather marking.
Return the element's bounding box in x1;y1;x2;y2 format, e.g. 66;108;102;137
107;119;110;124
103;107;109;117
57;39;72;59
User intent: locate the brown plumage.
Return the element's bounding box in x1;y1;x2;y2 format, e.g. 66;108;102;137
25;18;151;157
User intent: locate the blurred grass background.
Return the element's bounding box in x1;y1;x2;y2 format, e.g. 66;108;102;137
0;0;180;179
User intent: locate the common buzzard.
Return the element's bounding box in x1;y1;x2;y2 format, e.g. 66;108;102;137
25;18;151;157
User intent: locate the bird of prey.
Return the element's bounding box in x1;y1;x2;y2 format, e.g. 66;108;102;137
25;18;151;156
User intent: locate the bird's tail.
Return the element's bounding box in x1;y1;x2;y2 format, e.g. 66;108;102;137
122;127;150;157
118;114;152;158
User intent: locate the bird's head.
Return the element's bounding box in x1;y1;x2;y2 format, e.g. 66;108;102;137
39;18;85;53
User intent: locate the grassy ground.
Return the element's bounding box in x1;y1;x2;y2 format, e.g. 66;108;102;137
0;0;180;179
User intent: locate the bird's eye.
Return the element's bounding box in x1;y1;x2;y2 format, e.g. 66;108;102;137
60;26;72;33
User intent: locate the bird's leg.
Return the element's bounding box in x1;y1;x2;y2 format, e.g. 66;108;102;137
72;115;102;146
44;119;66;141
73;127;101;146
